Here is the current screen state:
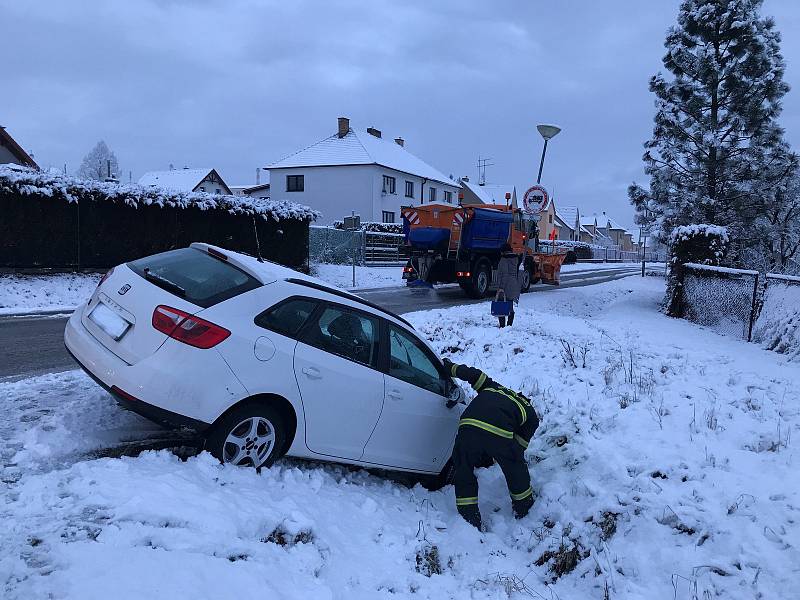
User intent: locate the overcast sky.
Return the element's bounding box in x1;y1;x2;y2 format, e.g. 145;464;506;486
4;0;800;228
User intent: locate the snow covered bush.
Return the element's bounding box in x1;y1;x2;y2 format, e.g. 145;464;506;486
333;220;403;234
665;224;729;316
752;275;800;360
0;164;320;222
0;165;319;269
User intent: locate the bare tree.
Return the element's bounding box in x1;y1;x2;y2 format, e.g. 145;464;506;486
77;140;120;181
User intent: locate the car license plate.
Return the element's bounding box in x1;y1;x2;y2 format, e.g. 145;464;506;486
88;301;131;340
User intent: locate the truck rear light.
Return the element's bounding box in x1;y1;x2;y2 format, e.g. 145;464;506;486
403;266;414;273
456;271;471;278
152;305;230;349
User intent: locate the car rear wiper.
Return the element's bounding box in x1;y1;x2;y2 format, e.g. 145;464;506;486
143;268;186;297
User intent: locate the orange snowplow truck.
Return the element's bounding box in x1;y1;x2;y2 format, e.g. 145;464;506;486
401;203;566;298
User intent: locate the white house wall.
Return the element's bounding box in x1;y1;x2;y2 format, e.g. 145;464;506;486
268;164;459;224
268;165;375;224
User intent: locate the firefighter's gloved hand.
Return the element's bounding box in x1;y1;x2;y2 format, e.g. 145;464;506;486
442;357;454;371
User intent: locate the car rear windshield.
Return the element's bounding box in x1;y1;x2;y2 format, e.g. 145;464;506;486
128;248;262;308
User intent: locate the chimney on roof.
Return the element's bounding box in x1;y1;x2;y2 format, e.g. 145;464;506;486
337;117;350;138
367;127;382;138
394;137;404;147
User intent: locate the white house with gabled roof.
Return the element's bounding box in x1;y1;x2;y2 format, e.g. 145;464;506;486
266;117;460;224
138;167;232;195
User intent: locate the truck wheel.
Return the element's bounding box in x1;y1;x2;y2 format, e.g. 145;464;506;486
521;265;533;293
461;261;490;298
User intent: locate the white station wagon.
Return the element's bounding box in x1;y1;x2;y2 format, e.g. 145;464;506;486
65;243;463;480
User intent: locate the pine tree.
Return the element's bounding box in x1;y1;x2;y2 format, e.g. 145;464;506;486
630;0;791;261
77;140;120;181
745;143;800;273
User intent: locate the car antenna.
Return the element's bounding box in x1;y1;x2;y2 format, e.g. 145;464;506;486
252;215;265;262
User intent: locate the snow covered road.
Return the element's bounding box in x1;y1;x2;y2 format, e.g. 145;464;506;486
2;276;798;599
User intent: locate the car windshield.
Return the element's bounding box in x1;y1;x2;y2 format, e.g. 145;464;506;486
128;248;262;308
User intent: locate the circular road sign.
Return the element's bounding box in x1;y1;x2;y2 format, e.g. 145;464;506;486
522;185;549;214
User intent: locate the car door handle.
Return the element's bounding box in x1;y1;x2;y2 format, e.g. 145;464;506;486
387;389;403;401
302;367;322;379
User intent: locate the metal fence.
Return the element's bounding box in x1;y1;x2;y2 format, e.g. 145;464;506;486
681;263;759;340
309;226;409;266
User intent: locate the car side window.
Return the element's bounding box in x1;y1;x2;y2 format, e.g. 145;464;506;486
301;306;379;368
255;298;318;338
388;325;445;395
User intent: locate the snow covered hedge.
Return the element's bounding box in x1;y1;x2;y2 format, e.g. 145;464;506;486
0;165;316;269
0;164;320;222
752;275;800;360
332;220;403;234
665;224;729;316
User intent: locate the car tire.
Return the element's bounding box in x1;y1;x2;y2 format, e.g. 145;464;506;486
419;459;455;491
206;403;286;470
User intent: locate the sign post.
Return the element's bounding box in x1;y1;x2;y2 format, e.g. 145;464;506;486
344;212;361;288
522;185;549;252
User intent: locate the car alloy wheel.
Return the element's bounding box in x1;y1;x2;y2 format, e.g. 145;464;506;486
223;416;276;468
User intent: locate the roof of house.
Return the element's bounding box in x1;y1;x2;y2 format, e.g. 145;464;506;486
138;168;226;193
553;213;570;229
462;180;516;204
557;206;578;228
267;128;457;187
0;126;38;169
579;225;593;236
580;214;596;227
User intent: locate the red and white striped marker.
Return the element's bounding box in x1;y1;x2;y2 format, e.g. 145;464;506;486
405;210;420;225
452;212;465;227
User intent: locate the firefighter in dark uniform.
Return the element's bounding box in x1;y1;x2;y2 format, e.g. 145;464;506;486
443;358;539;530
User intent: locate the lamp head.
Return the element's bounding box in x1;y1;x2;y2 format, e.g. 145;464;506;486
537;124;561;140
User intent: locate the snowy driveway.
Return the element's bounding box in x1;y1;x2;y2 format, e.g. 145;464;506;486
2;275;797;599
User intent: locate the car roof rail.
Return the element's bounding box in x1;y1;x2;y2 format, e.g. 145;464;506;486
284;277;413;328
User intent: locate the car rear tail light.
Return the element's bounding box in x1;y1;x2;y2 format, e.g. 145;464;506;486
152;305;230;349
207;247;228;261
97;267;115;288
403;266;414;274
456;271;471;278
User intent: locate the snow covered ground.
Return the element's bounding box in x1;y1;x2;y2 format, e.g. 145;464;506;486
3;276;797;599
311;263;405;290
0;273;101;315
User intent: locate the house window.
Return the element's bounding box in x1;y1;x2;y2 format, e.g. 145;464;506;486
429;187;437;202
382;175;396;194
382;211;395;224
215;188;221;194
405;181;414;198
198;186;206;192
549;214;553;224
444;190;453;204
287;175;304;192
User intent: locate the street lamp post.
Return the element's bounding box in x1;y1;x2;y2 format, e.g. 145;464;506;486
533;124;561;251
536;124;561;184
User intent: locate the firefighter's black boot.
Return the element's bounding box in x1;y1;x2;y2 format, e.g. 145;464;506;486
512;495;534;519
457;505;482;530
